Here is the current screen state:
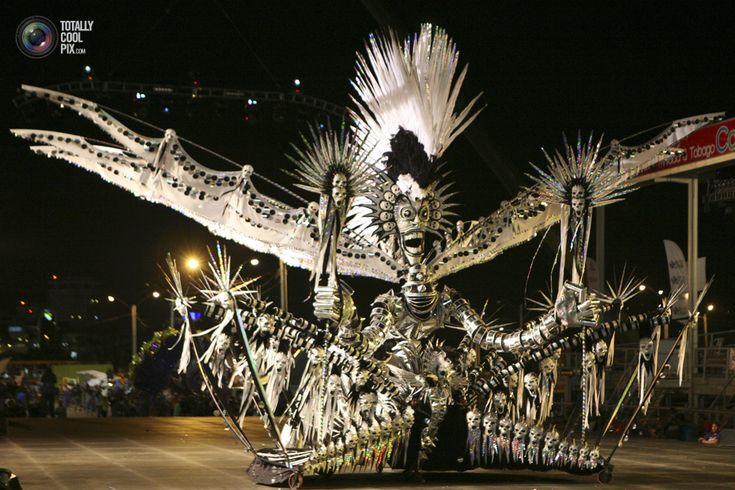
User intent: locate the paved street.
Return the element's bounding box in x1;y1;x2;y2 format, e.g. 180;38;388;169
1;417;733;489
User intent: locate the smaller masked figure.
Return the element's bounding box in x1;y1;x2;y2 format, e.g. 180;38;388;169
554;439;570;468
526;424;545;465
542;428;560;466
481;412;499;464
539;350;560;423
466;408;482;465
497;417;513;463
522;372;540;421
512;419;529;464
638;334;656;413
568;440;580;469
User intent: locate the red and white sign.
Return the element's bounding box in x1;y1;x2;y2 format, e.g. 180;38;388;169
637;117;735;181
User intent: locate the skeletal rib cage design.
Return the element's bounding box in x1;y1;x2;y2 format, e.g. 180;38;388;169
12;23;720;488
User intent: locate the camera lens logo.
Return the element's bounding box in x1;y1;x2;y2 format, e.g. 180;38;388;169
16;16;58;59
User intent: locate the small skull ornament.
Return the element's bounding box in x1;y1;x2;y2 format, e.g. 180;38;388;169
466;409;481;431
570;184;587;219
593;339;609;363
513;420;529;441
540;356;558;375
256;314;276;335
273;352;288;372
557;439;570;459
493;391;507;413
524;372;540;398
357;392;378;416
578;444;590;464
483;414;498;436
326;374;342;396
588;446;601;469
529;425;545;446
331;173;348;206
498;417;513;438
639;336;654;361
544;429;560;450
569;441;580;464
507;373;519;391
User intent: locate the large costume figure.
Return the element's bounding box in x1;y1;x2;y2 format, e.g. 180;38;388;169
12;24;718;488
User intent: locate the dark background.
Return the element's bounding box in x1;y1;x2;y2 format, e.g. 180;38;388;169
1;0;733;351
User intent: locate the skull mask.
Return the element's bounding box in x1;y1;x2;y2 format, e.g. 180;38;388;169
529;425;544;446
483;415;497;436
357;392;377;416
579;444;590;461
507;373;519;392
524;372;540;398
513;420;529;441
570;184;587;219
273;352;288;372
540;356;558;376
639;337;654;361
589;447;601;468
466;409;481;431
326;374;342;396
331;173;348;206
593;339;608;363
558;439;569;455
394;195;432;267
569;441;580;460
256;314;275;335
498;417;512;438
544;429;560;450
493;391;507;413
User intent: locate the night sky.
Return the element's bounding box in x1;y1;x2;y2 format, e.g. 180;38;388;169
2;1;734;334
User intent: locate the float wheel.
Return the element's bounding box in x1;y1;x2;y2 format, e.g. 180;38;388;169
288;471;304;490
597;467;613;484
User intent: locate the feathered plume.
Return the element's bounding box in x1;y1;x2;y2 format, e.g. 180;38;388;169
350;23;482;166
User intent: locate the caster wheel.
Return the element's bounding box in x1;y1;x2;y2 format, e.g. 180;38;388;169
288;471;304;490
597;467;613;484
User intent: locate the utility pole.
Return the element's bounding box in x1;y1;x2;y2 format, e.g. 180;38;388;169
131;303;138;360
687;178;699;409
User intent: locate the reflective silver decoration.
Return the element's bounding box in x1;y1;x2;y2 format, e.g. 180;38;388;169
11;20;719;487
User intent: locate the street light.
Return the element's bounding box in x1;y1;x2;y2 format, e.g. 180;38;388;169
152;291;161;299
185;257;201;271
707;304;714;312
107;295;116;302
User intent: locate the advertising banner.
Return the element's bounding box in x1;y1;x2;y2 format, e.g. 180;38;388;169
638;117;735;181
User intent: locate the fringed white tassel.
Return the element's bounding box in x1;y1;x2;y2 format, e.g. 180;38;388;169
607;332;616;367
176;318;193;374
515;368;525;422
677;323;689;386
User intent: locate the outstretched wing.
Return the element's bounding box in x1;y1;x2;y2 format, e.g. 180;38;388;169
11;85;401;282
430;113;723;281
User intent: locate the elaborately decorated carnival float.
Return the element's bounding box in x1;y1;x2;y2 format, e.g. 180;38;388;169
13;24;717;489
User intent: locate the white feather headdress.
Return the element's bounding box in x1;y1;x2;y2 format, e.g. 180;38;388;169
350;24;482;166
